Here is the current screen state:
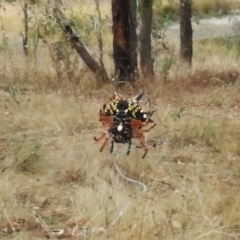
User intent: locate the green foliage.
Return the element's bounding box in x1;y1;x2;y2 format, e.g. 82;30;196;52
68;11;96;43
0;31;9;53
159;56;174;82
29;0;41;4
51;40;82;82
192;0;232;16
152;12;175;39
10;135;44;174
197;36;240;57
20;4;59;56
217;36;240;55
170;107;185;121
24;8;81;81
152;0;233;22
153;0;178;22
41;12;58;36
47;39;83;82
152;1;176;50
2;0;41;3
2;0;16;3
26;16;40;54
53;41;68;61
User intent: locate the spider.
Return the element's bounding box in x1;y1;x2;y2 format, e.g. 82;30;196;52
103;91;154;122
94;92;156;158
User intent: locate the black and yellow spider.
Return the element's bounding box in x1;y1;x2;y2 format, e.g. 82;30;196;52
94;91;156;158
103;91;153;122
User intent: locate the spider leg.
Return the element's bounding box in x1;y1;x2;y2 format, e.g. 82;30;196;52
94;115;113;144
127;140;132;155
142;149;148;159
139;137;148;159
131;125;148;158
100;135;110;152
141;123;157;133
94;132;106;142
110;140;114;153
130;117;156;158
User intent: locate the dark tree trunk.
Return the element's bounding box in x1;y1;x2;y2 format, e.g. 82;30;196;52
129;0;139;79
112;0;134;82
180;0;193;66
140;0;154;78
21;1;29;56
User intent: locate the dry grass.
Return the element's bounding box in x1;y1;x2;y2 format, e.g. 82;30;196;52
1;1;240;240
155;0;237;18
192;0;235;15
2;77;240;239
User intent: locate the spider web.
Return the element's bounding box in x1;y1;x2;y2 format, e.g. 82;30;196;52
94;83;155;192
111;143;147;192
113;81;154;111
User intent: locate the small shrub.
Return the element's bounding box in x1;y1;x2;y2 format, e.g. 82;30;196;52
10;135;44;174
159;56;174;82
153;0;233;18
192;0;232;15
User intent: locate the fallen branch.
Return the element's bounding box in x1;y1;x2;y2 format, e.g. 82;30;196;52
53;5;109;82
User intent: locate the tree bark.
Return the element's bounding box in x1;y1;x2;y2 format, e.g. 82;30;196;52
140;0;154;78
180;0;193;66
112;0;134;82
53;7;109;82
21;1;29;56
129;0;139;79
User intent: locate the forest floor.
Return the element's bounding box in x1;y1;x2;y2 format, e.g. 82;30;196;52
1;1;240;240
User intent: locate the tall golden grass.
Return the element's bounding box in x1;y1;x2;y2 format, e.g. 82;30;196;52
156;0;236;16
1;1;240;239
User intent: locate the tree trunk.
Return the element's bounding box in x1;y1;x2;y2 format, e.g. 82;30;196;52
129;0;139;79
140;0;154;78
53;7;109;82
112;0;134;82
180;0;193;66
21;1;29;56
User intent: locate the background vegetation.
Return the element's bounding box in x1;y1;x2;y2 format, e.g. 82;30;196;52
0;0;240;239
